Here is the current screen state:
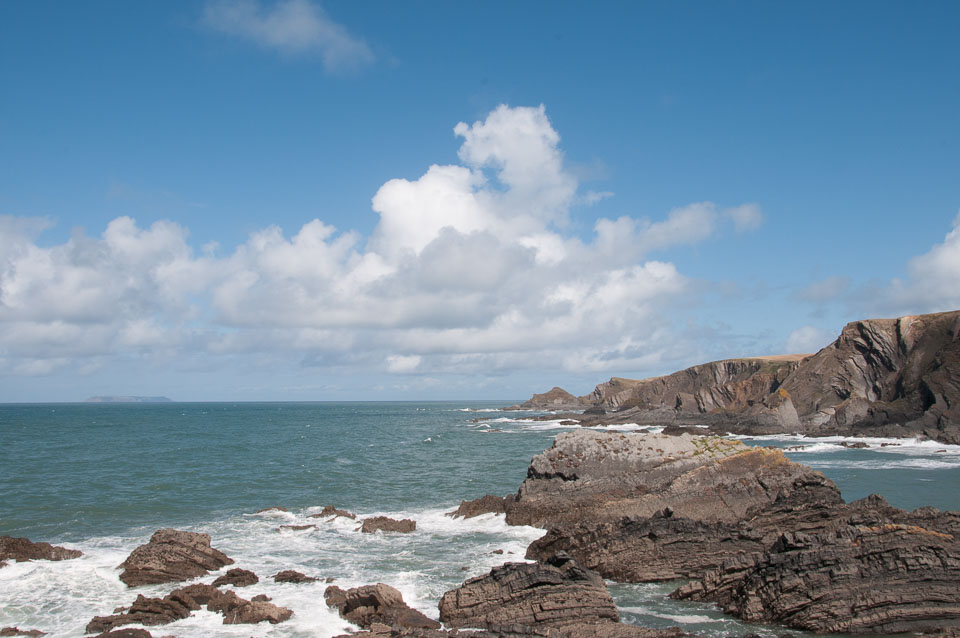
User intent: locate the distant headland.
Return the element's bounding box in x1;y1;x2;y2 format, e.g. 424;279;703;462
84;396;173;403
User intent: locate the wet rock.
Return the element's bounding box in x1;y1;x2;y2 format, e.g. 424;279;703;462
222;600;294;625
251;594;271;602
118;528;233;587
839;441;869;448
673;519;960;634
438;554;618;630
212;567;259;587
310;505;357;519
0;536;82;567
85;592;196;633
277;524;318;532
273;569;319;583
90;630;154;638
361;516;416;534
447;494;515;519
0;628;46;637
325;583;441;630
255;506;288;514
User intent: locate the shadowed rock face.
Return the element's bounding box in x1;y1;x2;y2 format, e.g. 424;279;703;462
211;567;258;587
118;528;234;587
438;554;618;630
361;516;416;534
0;536;82;567
324;583;441;630
521;310;960;444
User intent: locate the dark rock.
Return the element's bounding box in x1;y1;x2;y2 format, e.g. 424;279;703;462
673;519;960;634
212;567;259;587
325;583;441;630
839;441;869;448
118;528;233;587
273;569;319;583
309;505;357;519
361;516;416;533
85;592;196;633
521;387;587;410
0;536;82;566
222;600;293;625
438;555;618;630
90;631;154;638
277;524;318;532
447;495;515;519
0;629;46;637
251;594;271;602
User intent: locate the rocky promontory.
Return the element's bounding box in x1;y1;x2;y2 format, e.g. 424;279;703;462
461;428;960;634
0;536;82;567
117;528;233;587
519;310;960;444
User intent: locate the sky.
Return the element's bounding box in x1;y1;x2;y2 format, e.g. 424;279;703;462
1;1;959;402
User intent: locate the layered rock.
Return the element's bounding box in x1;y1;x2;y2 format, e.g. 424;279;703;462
0;536;82;567
361;516;416;534
438;554;617;631
518;387;588;410
0;629;46;637
324;583;441;630
518;310;960;444
447;495;516;519
211;567;258;587
118;528;233;587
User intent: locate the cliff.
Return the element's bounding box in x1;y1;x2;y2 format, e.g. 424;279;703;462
521;310;960;444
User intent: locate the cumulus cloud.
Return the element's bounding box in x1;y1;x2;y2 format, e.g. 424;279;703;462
887;210;960;312
0;105;760;388
203;0;374;71
725;203;764;233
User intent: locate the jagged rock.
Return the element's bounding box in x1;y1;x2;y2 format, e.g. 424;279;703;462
438;554;618;630
212;567;259;587
0;536;82;566
447;495;515;519
310;505;357;519
85;592;196;633
361;516;416;533
222;600;293;625
273;569;319;583
118;528;233;586
521;387;587;410
520;310;960;444
0;628;46;637
503;430;836;529
673;518;960;634
325;583;441;630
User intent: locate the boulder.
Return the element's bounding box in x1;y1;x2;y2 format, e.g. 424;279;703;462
310;505;357;519
211;567;259;587
447;495;515;519
222;600;293;625
118;528;233;587
325;583;440;630
273;569;319;583
361;516;416;534
0;536;82;566
438;554;618;630
85;592;196;633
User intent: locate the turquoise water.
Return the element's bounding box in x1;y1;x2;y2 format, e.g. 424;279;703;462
1;402;958;637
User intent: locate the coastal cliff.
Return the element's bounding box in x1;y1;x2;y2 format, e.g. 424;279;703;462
520;310;960;444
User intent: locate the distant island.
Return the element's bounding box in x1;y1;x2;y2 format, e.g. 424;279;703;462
84;396;173;403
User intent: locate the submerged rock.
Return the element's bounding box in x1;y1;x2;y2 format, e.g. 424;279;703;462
325;583;441;630
90;631;153;638
0;628;46;637
361;516;416;534
118;528;233;587
0;536;82;567
438;554;618;630
310;505;357;519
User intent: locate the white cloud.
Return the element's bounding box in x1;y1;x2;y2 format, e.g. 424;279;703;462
203;0;374;71
725;203;764;232
582;190;614;206
785;325;834;354
0;105;762;392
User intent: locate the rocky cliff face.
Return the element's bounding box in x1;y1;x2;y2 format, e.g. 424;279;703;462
521;310;960;444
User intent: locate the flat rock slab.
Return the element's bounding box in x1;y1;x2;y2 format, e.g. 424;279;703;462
118;528;233;587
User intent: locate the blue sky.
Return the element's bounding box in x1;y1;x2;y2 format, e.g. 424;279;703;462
1;1;958;401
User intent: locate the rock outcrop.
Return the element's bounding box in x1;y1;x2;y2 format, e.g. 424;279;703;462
361;516;416;534
438;554;618;631
0;536;82;567
86;592;195;633
117;528;233;587
518;310;960;444
325;583;441;630
310;505;357;519
273;569;319;583
519;387;588;410
0;629;46;637
447;495;516;519
211;567;258;587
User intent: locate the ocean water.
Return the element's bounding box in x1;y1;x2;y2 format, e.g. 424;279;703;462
1;402;958;637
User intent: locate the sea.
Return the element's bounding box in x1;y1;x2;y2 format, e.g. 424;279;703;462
1;401;958;638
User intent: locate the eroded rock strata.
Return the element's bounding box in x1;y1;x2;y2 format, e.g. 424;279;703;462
520;310;960;444
325;583;441;631
117;528;233;587
0;536;82;567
